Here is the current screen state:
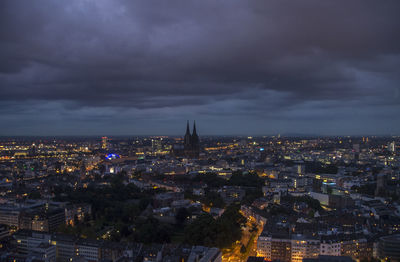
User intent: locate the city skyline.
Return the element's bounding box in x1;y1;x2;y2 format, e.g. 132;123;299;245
1;0;400;135
1;2;400;259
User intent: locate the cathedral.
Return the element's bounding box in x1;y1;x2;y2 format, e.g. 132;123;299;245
171;121;200;158
184;121;200;158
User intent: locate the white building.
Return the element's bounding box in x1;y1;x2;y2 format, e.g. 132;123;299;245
75;239;100;262
320;239;341;256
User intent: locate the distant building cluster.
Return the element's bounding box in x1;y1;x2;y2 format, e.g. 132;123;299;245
9;230;221;262
0;132;399;261
0;199;91;232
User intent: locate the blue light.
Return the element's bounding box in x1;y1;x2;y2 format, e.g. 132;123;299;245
260;148;265;151
106;153;120;160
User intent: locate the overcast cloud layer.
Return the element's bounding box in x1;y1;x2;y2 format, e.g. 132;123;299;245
1;0;400;136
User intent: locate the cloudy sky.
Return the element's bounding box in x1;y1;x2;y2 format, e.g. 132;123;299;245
1;0;400;136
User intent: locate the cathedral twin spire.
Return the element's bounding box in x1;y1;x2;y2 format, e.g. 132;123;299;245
184;121;200;157
185;120;197;136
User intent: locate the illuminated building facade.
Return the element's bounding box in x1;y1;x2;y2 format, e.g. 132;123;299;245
257;234;291;261
152;138;163;153
389;141;396;153
257;234;372;262
101;136;108;150
320;239;341;256
291;237;320;262
340;238;372;261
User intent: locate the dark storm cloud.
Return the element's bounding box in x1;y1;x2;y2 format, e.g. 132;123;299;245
0;0;400;135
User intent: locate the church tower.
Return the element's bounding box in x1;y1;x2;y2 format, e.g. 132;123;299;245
183;120;200;158
184;120;191;147
191;121;199;151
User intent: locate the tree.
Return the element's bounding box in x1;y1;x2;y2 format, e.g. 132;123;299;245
73;215;79;226
176;207;190;225
184;204;246;249
228;172;264;188
132;217;172;244
98;164;106;175
28;191;41;199
360;258;380;262
193;173;226;188
243;188;263;205
184;213;216;246
202;191;225;208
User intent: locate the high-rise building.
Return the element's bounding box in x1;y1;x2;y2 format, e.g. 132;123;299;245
352;144;360;153
378;234;400;261
152;138;163;153
101;136;108;150
297;164;305;177
388;141;395;153
375;173;387;196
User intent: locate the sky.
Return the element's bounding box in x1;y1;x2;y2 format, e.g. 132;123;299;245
1;0;400;136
